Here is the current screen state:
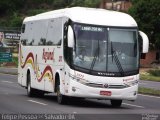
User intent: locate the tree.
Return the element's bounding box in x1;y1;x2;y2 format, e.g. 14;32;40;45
0;0;24;15
70;0;101;8
128;0;160;50
0;0;102;27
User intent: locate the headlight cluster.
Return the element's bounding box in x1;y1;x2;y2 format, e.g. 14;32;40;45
124;80;139;87
68;73;89;85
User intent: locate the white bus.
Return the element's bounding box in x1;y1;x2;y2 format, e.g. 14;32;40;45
18;7;149;107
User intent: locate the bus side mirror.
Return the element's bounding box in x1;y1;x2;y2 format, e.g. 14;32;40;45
139;31;149;53
67;26;74;48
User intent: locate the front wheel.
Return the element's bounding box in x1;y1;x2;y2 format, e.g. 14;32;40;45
110;100;122;107
57;85;67;104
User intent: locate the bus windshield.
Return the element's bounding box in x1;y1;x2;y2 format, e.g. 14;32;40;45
72;23;139;76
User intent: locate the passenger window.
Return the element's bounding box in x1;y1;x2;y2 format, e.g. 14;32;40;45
21;24;25;33
46;18;62;46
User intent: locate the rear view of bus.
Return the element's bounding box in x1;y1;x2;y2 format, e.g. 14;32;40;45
18;7;149;107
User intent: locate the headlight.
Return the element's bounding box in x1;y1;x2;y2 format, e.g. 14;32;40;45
68;73;89;85
124;80;139;87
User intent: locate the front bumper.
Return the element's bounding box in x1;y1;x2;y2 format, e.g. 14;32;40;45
66;80;138;100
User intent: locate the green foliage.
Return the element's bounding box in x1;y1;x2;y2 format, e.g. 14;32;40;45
27;9;49;16
0;20;8;27
140;74;160;82
0;0;102;27
12;57;18;67
0;13;23;27
128;0;160;49
52;0;70;9
148;69;160;77
140;69;160;82
9;13;23;27
139;87;160;96
70;0;101;7
84;0;101;7
0;0;25;15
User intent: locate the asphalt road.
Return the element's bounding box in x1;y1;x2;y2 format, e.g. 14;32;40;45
0;73;160;120
139;80;160;90
0;67;17;75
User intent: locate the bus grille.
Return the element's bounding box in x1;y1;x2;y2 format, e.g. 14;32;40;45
86;83;127;89
86;83;103;88
108;85;127;89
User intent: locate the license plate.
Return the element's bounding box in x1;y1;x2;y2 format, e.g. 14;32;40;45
100;91;112;96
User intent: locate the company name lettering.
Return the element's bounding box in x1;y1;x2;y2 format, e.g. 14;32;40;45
42;49;54;62
123;77;134;82
98;72;115;76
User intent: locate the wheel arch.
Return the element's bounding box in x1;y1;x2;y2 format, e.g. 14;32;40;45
54;70;64;93
55;72;61;92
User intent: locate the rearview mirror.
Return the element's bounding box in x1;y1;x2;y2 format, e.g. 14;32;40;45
139;31;149;53
67;26;74;48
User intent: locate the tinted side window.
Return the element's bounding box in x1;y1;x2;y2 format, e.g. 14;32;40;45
33;20;48;46
21;22;33;46
46;18;62;46
21;24;25;33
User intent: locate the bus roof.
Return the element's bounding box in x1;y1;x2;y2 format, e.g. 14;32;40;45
23;7;137;27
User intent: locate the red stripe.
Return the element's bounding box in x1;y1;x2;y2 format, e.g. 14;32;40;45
37;65;53;82
20;51;53;82
21;52;34;69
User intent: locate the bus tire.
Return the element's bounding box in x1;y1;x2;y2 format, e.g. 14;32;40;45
27;72;35;97
110;100;122;107
57;85;67;104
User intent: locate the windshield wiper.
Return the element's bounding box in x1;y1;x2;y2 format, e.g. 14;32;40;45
111;42;124;76
89;40;100;73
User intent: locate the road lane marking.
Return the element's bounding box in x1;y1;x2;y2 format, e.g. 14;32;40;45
122;103;144;108
1;80;14;84
28;100;47;106
138;94;160;99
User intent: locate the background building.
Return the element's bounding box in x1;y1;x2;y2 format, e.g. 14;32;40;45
100;0;132;12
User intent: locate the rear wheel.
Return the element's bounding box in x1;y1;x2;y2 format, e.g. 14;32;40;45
110;100;122;107
27;81;34;97
27;74;35;97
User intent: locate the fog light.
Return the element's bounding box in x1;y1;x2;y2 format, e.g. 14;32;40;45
134;91;137;96
72;87;76;92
